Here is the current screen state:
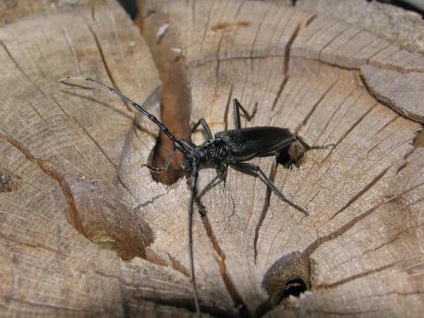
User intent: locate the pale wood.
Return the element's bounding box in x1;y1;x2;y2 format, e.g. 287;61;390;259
0;1;194;316
1;0;423;317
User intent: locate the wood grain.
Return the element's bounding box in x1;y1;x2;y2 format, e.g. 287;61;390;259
1;0;423;317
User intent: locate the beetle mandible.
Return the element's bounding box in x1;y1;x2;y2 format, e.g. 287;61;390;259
60;77;331;315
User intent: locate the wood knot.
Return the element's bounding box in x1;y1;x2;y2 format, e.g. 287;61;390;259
0;169;23;192
262;251;309;307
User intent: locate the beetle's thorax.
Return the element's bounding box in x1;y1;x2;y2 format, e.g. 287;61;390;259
181;138;231;172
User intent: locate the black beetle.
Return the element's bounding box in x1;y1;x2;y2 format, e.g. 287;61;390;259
60;77;331;315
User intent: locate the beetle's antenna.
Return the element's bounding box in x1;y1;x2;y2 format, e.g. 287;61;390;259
295;136;335;151
59;77;188;155
308;144;336;150
189;161;201;315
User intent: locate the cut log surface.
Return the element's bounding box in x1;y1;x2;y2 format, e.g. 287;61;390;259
0;0;423;317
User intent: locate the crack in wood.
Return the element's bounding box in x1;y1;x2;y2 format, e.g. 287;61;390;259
284;24;300;76
412;127;424;149
166;252;190;278
267;14;299;112
299;168;423;290
86;23;132;113
318;87;361;147
51;95;121;172
305;14;317;28
315;262;398;291
307;308;381;316
329;165;391;220
317;23;348;63
369;115;400;143
0;131;84;235
323;102;378;161
271;77;288;112
0;231;65;257
293;56;363;72
336;220;424;270
201;214;248;316
0;40;47;99
87;24;114;83
235;0;245;18
134;191;170;210
4;296;86;312
396;161;408;174
192;54;298;69
146;248;189;278
200;0;214;52
249;4;274;61
295;79;338;135
365;41;393;65
129;293;236;318
62;25;83;74
215;27;225;81
251;24;302;260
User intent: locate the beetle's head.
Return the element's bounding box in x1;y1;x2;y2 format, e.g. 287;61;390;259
278;136;334;168
277;138;308;168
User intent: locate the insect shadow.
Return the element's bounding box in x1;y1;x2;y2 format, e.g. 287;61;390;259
60;77;333;316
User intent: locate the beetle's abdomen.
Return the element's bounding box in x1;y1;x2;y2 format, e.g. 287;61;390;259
216;127;295;161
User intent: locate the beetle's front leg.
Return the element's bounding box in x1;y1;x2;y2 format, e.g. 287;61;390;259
142;147;176;172
196;166;227;217
191;118;213;140
230;162;308;216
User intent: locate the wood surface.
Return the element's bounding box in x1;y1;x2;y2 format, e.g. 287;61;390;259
0;0;423;317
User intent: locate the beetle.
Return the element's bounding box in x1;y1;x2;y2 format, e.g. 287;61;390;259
60;77;331;315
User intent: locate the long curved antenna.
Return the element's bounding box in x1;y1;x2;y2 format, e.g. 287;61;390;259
59;77;188;155
188;162;201;315
295;135;335;151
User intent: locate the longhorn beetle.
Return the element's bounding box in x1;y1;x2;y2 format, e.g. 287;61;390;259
60;77;332;315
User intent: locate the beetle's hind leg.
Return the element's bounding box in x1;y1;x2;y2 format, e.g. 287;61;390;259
230;162;308;216
233;99;258;129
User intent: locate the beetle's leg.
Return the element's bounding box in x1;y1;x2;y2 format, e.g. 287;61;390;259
196;166;227;216
143;140;195;172
198;166;227;199
142;147;176;172
230;162;308;216
143;139;196;172
191;119;213;140
188;162;201;315
233;99;258;129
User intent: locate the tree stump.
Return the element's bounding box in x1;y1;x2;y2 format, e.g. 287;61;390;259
1;0;423;317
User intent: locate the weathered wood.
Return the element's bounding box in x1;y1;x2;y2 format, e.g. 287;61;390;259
1;0;423;317
0;1;195;316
